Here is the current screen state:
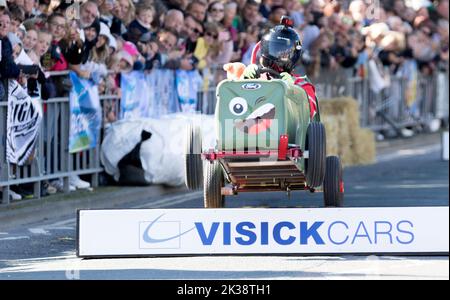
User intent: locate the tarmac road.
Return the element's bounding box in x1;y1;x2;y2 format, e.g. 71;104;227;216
0;136;448;280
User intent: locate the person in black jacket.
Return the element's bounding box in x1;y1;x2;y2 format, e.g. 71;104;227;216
0;12;21;80
0;11;22;100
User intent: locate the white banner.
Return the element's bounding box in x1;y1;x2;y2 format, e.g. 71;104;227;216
6;80;43;166
78;207;449;257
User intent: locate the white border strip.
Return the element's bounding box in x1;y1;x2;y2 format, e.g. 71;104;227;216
78;207;449;257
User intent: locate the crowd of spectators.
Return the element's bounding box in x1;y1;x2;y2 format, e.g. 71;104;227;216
0;0;448;96
0;0;448;200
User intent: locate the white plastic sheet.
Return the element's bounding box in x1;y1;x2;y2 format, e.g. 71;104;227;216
101;114;216;185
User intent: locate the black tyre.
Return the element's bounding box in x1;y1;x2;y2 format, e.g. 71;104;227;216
323;156;344;207
305;122;326;188
204;161;225;208
185;123;203;190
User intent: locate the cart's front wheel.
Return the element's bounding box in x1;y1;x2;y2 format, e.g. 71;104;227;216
305;122;326;188
323;156;344;207
185;123;203;190
204;161;225;208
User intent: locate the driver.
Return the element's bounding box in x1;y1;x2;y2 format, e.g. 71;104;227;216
243;16;319;120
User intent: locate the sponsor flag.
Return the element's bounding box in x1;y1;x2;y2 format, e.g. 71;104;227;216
69;71;101;153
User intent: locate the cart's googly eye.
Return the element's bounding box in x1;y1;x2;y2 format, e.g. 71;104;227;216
229;97;248;116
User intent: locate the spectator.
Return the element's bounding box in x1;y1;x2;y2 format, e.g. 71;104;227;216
186;0;207;23
126;3;155;44
8;3;25;35
207;1;225;23
110;0;135;36
136;32;160;71
259;0;271;19
30;29;51;66
182;13;203;55
22;26;38;53
0;11;21;81
47;13;68;71
330;31;359;69
164;0;188;11
265;5;288;30
90;22;111;65
193;22;220;70
235;0;263;32
283;0;305;28
163;9;183;35
80;1;100;28
83;17;101;62
23;0;39;19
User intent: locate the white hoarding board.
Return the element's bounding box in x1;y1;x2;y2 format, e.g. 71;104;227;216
78;207;449;257
443;131;449;161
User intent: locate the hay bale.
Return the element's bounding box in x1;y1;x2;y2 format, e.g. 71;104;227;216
319;97;376;167
353;128;376;165
336;113;353;166
321;115;340;156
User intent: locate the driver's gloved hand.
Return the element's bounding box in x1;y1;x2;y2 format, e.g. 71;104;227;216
280;72;295;85
243;64;259;79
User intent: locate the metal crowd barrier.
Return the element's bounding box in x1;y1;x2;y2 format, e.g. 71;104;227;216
344;72;448;134
0;72;111;204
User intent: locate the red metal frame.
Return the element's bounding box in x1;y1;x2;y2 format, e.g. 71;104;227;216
202;135;309;194
202;147;303;161
278;134;289;160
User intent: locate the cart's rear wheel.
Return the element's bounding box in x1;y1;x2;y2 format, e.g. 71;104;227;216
305;122;326;188
184;123;203;190
204;161;225;208
323;156;344;207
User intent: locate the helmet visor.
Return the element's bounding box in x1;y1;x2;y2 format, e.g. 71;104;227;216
264;38;294;61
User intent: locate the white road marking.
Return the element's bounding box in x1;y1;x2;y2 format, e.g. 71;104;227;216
0;232;8;235
48;227;75;230
377;144;441;162
354;183;449;190
45;219;76;228
28;228;49;235
132;191;202;209
157;196;201;208
0;236;30;241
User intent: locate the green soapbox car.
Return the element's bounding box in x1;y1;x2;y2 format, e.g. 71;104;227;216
185;68;344;208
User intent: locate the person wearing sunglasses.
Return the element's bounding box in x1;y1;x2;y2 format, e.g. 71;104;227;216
193;22;220;70
182;14;203;55
207;1;225;23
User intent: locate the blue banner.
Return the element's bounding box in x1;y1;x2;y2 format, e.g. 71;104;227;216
69;71;101;153
121;70;180;119
176;70;202;113
120;71;152;119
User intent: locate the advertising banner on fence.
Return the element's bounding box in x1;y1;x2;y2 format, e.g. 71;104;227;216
176;70;202;113
120;71;152;119
121;70;181;119
69;71;101;153
6;80;43;166
78;207;449;257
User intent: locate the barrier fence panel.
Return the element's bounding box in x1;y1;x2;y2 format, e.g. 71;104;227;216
0;75;107;204
324;71;448;134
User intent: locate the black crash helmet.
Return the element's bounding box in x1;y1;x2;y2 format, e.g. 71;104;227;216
260;16;303;73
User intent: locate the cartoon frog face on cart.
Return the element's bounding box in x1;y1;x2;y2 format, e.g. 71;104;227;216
215;80;302;151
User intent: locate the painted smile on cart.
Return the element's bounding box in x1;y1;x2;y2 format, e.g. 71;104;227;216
235;103;276;135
